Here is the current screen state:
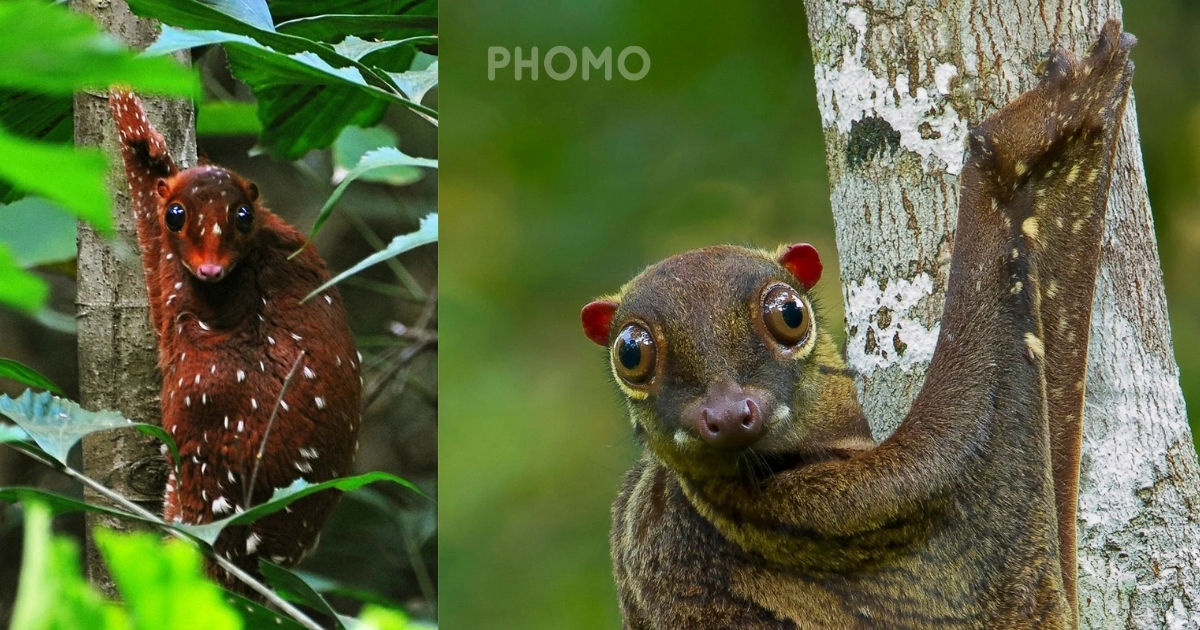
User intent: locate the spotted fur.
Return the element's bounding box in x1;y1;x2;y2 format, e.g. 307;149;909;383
109;89;363;587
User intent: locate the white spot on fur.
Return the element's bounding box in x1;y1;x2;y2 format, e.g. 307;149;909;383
314;396;325;409
303;367;315;380
237;369;245;383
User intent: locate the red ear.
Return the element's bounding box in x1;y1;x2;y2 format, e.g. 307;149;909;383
581;300;618;346
778;243;822;291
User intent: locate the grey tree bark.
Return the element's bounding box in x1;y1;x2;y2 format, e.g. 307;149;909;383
801;1;1200;627
70;0;194;595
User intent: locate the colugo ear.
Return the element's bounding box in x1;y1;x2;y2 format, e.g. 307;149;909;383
581;300;618;346
247;182;259;202
778;243;822;291
156;178;171;199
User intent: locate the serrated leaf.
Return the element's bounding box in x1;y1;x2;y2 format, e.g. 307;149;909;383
305;214;437;302
0;390;157;464
0;245;48;313
259;561;345;630
0;197;78;269
0;358;65;396
389;58;437;103
97;530;243;630
175;472;423;545
11;502;129;630
332;126;421;186
306;149;436;243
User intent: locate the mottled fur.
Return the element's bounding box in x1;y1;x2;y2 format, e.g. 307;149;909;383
109;90;363;586
590;21;1134;629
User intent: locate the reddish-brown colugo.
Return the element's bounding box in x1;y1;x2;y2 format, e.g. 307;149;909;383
109;88;362;589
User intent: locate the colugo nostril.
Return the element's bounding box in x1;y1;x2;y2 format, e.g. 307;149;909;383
693;391;765;450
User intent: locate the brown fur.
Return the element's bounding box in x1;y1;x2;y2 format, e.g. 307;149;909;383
589;21;1134;629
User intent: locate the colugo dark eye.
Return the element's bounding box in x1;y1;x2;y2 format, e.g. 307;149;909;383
235;205;254;234
164;203;186;232
613;324;656;385
762;284;812;346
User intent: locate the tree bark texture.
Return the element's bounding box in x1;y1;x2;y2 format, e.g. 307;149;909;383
801;1;1199;627
71;0;194;595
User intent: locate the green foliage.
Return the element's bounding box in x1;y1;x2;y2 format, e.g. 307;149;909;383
0;244;49;313
133;0;437;159
10;503;127;630
96;530;243;630
0;0;197;314
305;213;438;301
0;358;65;396
178;471;424;545
0;197;78;268
0;0;198;97
0;389;427;626
197;101;264;136
0;390;167;465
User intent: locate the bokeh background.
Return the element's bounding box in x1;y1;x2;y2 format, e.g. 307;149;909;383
441;2;1200;629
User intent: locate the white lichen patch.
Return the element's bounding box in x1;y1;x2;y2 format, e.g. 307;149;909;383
844;272;940;376
813;7;967;174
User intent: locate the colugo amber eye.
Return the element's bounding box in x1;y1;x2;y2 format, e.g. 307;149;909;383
613;324;656;384
762;284;811;346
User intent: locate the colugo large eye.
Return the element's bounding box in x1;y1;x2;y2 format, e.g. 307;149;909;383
164;203;186;232
612;324;656;384
762;284;812;346
235;204;254;234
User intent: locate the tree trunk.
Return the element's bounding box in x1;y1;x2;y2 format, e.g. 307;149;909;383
70;0;194;595
801;1;1200;627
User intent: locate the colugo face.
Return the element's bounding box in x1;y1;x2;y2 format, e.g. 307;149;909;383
155;166;261;283
582;244;827;474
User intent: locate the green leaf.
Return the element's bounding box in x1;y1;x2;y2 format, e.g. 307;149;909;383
0;359;65;396
306;149;436;243
388;55;437;103
0;126;112;233
0;197;78;268
0;423;30;444
10;502;130;630
196;0;275;32
270;0;437;22
275;14;437;42
332;36;430;63
0;390;163;465
259;561;345;629
332;126;421;186
222;591;307;629
176;472;424;545
0;0;197;97
145;27;434;159
0;91;73;143
0;487;153;525
196;101;263;136
96;530;243;630
357;605;432;630
0;245;48;313
305;213;437;302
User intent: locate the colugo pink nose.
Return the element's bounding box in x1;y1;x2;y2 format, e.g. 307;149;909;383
195;263;225;281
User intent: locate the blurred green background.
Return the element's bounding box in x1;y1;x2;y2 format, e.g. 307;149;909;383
441;2;1200;628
